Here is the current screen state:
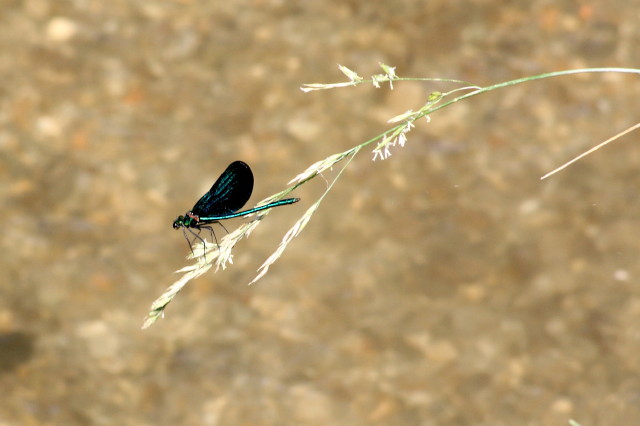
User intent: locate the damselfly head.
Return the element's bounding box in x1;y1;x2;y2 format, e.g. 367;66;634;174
172;216;185;229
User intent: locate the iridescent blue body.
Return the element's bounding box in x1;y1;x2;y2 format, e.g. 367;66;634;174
173;161;299;253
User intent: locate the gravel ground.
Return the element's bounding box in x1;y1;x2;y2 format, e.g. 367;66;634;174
1;1;640;424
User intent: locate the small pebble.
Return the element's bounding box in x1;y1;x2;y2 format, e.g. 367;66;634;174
46;17;78;42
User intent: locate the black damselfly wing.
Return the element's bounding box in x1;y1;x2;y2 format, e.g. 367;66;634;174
191;161;254;218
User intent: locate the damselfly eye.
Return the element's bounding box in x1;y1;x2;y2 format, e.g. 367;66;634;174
172;217;184;229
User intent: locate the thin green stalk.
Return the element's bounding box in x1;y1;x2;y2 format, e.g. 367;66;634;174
143;64;640;328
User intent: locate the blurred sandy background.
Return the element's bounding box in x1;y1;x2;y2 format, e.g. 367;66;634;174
1;1;640;424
